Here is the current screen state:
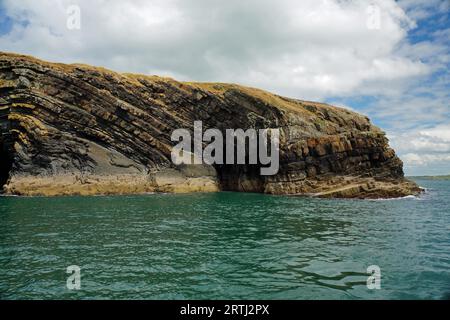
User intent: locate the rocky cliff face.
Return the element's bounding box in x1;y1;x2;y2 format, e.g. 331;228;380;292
0;52;421;198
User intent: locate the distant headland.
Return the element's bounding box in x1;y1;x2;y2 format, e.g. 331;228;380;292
408;175;450;181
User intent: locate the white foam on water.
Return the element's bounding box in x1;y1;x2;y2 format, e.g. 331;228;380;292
370;194;421;201
369;186;430;201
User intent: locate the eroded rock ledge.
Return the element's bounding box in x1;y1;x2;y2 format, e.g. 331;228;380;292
0;52;421;198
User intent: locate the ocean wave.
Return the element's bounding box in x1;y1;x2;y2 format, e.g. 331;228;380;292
369;194;423;201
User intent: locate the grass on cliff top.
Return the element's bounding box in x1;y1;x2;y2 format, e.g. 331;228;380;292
1;51;366;122
185;81;361;119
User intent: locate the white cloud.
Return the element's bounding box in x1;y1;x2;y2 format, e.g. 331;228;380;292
403;153;450;165
421;126;450;142
0;0;449;175
389;125;450;155
0;0;431;100
389;125;450;175
397;0;449;21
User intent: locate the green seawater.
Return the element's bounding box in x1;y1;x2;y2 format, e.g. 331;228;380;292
0;178;449;300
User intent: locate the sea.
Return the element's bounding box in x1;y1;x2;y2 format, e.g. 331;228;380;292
0;178;449;299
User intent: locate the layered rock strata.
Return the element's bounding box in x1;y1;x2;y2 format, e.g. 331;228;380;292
0;52;421;198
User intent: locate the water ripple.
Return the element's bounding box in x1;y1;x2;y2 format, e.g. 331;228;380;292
0;179;449;299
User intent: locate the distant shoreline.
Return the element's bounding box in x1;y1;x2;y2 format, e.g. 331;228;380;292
408;175;450;180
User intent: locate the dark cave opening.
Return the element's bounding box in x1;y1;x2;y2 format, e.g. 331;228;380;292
215;164;266;193
0;141;12;192
211;137;272;193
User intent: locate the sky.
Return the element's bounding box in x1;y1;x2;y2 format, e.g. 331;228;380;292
0;0;448;175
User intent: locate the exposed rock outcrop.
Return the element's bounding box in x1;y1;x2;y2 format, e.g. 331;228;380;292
0;52;421;198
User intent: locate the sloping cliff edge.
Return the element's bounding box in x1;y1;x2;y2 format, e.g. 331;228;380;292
0;52;421;198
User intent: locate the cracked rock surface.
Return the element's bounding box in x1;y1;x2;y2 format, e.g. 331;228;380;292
0;52;421;198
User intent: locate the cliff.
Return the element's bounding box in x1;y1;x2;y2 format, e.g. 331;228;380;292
0;52;421;198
